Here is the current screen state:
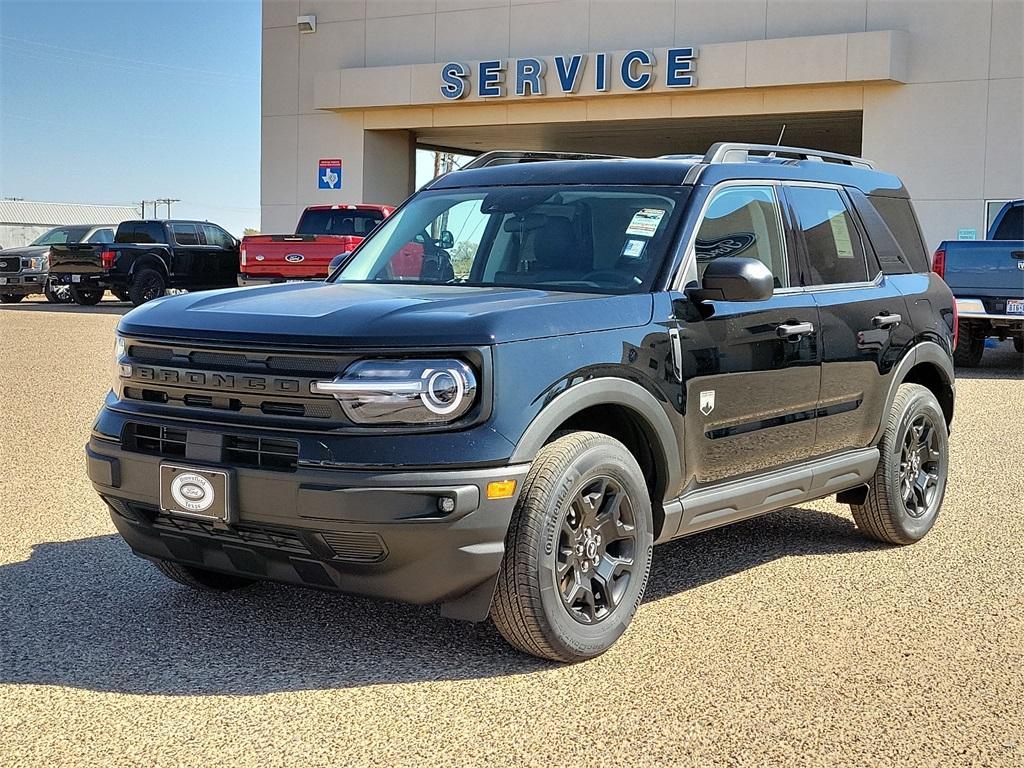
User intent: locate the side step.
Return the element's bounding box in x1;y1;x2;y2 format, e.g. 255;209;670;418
657;447;879;543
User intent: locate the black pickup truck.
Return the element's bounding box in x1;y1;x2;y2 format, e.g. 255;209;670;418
48;219;240;306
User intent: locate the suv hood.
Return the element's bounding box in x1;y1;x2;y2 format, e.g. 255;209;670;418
0;245;48;259
118;281;654;347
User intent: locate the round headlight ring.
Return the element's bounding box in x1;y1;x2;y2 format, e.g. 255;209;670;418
421;364;469;415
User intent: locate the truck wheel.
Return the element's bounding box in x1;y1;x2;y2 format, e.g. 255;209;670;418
953;321;984;367
129;268;166;306
153;560;256;591
43;280;73;304
112;288;131;303
851;384;948;545
70;288;104;305
0;293;24;303
490;431;654;662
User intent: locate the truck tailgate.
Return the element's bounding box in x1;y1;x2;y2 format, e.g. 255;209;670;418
241;234;362;280
48;244;105;274
942;240;1024;298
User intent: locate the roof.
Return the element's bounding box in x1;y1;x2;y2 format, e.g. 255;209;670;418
429;158;700;189
0;200;140;227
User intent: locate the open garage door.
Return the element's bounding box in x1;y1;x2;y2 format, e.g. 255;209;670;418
415;111;863;161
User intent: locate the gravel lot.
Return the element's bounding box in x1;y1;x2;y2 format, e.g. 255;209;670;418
1;296;1021;767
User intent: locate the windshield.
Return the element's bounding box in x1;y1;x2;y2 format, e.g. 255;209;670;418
331;185;688;294
298;209;384;236
31;226;91;246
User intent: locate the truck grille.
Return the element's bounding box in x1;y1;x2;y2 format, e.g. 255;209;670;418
0;257;21;273
121;338;357;425
123;422;299;472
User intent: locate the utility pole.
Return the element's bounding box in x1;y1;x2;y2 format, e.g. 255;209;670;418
154;198;180;218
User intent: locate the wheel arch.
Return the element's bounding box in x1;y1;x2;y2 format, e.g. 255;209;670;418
128;253;169;278
873;341;955;443
508;378;682;540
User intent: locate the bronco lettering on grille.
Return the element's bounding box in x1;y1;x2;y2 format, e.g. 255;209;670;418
132;366;301;393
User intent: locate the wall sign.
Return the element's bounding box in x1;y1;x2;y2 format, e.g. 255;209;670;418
957;227;977;240
318;158;342;189
440;48;697;100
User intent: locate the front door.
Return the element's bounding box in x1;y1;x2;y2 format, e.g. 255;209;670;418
673;182;821;487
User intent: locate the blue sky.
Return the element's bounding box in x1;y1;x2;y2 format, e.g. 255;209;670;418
0;0;262;235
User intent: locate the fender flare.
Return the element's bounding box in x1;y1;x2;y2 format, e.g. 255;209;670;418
872;340;955;443
128;253;170;278
508;377;683;501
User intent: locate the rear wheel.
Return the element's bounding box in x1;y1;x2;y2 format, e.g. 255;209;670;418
0;293;24;303
153;560;256;591
128;268;166;306
953;321;984;367
851;384;948;545
70;287;104;305
490;431;654;662
44;280;73;304
112;288;131;302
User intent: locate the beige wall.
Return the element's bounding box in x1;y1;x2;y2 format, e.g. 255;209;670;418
262;0;1023;248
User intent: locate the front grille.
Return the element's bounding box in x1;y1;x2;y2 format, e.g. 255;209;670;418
123;422;299;472
320;531;388;563
153;512;309;553
0;257;21;273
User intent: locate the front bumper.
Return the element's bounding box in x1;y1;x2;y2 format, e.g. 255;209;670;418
87;436;529;620
0;273;45;295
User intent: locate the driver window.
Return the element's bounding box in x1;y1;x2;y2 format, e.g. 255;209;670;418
695;185;789;288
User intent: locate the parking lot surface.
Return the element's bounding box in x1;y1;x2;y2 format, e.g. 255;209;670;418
1;296;1021;767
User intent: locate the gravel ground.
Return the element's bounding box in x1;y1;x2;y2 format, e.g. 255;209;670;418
1;296;1021;767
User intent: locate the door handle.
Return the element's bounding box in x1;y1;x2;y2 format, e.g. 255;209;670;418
776;321;814;339
872;313;902;329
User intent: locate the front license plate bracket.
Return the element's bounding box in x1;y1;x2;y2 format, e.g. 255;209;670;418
159;464;235;524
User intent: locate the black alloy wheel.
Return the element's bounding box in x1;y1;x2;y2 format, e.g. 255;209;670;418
128;268;166;306
70;288;103;305
556;476;638;625
899;413;943;520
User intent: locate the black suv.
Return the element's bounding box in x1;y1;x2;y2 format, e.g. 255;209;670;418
88;145;955;662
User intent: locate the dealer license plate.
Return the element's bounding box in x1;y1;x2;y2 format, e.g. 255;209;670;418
1007;299;1024;315
159;464;231;522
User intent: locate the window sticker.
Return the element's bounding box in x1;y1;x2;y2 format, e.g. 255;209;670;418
621;238;646;259
828;209;855;259
625;208;666;237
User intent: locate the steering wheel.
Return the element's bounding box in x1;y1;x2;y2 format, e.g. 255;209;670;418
580;270;636;287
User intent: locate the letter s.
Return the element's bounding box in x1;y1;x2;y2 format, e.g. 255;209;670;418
440;62;468;100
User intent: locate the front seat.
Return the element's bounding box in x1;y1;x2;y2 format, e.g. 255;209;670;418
530;217;584;282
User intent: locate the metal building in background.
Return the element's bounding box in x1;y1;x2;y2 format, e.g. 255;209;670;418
0;200;139;249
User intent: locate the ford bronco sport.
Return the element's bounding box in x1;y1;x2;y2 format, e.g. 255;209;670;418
88;144;956;662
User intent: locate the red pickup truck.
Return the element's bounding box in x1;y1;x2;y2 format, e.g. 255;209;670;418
238;204;393;286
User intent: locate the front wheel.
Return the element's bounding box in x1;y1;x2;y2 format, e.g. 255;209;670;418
0;293;25;304
851;384;948;545
128;268;166;306
490;431;654;662
153;560;256;591
70;287;104;305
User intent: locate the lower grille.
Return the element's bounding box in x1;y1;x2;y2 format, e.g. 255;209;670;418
122;422;299;472
320;531;388;563
153;513;309;554
123;423;187;457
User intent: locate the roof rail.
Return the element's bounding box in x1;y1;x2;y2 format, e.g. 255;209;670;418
460;150;625;170
703;142;874;169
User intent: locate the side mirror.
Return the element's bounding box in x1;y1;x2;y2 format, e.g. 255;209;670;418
328;251;353;274
438;230;455;249
688;257;774;303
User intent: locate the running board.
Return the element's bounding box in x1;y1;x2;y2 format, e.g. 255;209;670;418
657;448;879;543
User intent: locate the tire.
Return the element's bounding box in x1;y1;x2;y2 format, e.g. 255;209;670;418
490;431;654;662
851;383;949;545
70;287;104;305
1014;336;1023;354
953;321;984;367
153;559;256;591
112;288;131;303
43;280;73;304
128;268;166;306
0;293;24;303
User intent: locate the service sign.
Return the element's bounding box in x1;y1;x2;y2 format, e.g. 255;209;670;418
318;158;343;190
440;48;698;100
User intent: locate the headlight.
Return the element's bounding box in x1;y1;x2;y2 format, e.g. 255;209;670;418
113;336;131;385
27;254;48;271
312;358;477;425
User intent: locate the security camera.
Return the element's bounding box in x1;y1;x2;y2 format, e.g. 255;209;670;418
297;14;316;33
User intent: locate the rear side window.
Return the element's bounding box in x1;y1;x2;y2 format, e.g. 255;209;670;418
993;205;1023;241
694;185;790;288
788;186;869;285
115;222;166;244
868;196;929;271
171;224;200;245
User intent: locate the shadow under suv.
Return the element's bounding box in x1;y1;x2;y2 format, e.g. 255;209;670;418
87;144;956;662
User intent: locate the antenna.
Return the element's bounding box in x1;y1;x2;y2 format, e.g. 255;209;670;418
776;124;787;145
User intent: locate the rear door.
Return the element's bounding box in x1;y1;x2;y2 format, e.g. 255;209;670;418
784;183;914;456
674;182;822;486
